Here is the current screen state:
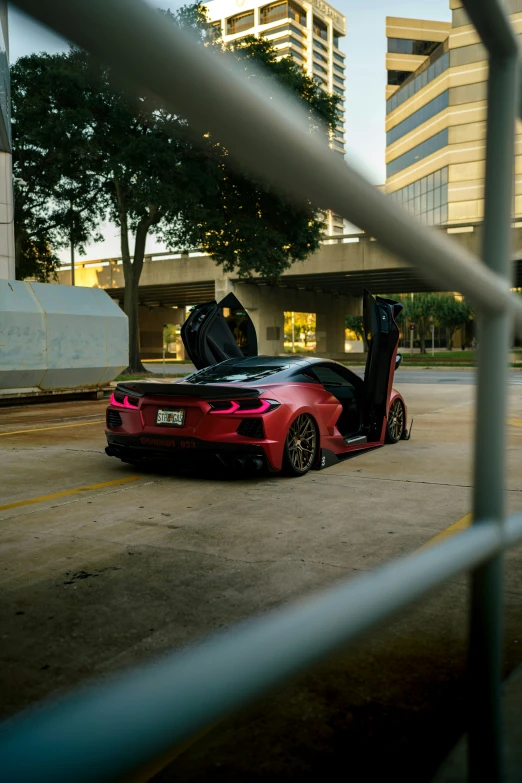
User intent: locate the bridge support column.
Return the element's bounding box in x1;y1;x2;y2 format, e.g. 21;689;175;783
316;294;362;358
138;306;185;361
216;278;361;358
316;299;349;356
220;279;285;355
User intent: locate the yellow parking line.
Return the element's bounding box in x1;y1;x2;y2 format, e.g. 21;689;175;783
508;419;522;428
124;723;218;783
0;476;139;512
417;513;472;552
0;420;105;437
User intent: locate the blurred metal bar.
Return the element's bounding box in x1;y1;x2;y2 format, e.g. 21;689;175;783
2;517;521;783
4;2;522;782
461;0;519;779
11;0;522;334
462;0;519;58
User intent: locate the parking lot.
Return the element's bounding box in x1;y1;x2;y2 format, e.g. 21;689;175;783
1;374;522;781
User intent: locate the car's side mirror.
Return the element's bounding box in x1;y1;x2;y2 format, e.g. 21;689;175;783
395;354;402;371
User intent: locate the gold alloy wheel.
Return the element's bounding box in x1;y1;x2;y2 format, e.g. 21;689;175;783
286;413;317;473
387;398;405;442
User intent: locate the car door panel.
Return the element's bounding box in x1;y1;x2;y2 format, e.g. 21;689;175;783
363;290;402;425
181;293;257;370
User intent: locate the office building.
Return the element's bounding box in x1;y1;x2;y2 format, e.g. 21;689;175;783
385;1;522;227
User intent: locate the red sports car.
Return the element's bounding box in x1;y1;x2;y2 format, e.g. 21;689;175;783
105;291;410;477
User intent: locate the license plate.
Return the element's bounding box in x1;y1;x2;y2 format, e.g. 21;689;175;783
156;408;185;426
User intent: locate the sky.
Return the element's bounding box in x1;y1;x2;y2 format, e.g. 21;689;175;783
8;0;452;261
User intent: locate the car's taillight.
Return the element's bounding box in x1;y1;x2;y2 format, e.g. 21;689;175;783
207;400;241;414
208;399;280;414
109;392;139;410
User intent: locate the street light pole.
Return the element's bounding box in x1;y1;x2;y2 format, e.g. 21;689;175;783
70;234;75;286
69;200;75;286
410;292;414;357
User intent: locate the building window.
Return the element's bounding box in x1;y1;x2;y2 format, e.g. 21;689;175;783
387;90;449;146
313;16;327;40
260;2;286;25
333;62;344;75
386;129;448;177
209;21;221;41
260;1;306;27
288;1;306;26
333;30;342;48
333;51;345;64
334;87;344;97
277;44;305;61
262;21;307;39
314;38;328;52
387;49;449;114
389;167;449;225
227;11;255;35
387;38;440;57
314;50;328;63
314;62;328;75
387;70;411;87
272;34;306;49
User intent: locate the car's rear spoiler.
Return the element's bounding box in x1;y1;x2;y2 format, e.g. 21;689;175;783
116;382;264;400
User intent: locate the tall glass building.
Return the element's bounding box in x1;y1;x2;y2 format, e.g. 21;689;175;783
205;0;346;235
385;2;522;228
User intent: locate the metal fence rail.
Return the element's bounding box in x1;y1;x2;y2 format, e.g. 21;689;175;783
2;0;522;781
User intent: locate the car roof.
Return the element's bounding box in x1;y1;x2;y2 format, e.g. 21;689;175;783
183;355;351;386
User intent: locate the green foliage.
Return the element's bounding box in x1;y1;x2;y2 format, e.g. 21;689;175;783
284;312;316;347
224;34;341;133
12;52;106;280
14;229;60;282
345;315;364;341
387;292;474;353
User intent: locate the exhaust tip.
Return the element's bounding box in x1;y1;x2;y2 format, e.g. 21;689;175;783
247;457;264;472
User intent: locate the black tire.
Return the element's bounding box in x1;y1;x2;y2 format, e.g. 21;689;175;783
386;398;405;443
282;413;318;476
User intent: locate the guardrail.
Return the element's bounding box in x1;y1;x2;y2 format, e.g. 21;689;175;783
3;0;522;781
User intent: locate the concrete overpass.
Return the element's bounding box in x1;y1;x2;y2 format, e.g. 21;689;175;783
57;224;522;358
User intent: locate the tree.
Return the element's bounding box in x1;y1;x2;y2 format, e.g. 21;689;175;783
388;293;439;354
386;292;473;352
284;311;316;349
164;29;341;280
436;294;473;350
12;53;106;281
12;3;342;372
345;315;367;350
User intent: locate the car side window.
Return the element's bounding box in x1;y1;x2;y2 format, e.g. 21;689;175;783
311;366;356;388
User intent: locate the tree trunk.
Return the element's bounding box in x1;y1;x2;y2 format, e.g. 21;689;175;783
114;179;159;375
14;232;24;279
123;265;145;374
420;334;426;354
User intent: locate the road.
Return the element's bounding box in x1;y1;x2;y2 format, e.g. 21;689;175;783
1;381;521;782
143;362;522;385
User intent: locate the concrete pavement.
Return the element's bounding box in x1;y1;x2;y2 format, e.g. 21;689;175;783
0;382;521;781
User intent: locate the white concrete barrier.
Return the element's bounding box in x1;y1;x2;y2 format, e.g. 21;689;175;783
0;281;128;398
